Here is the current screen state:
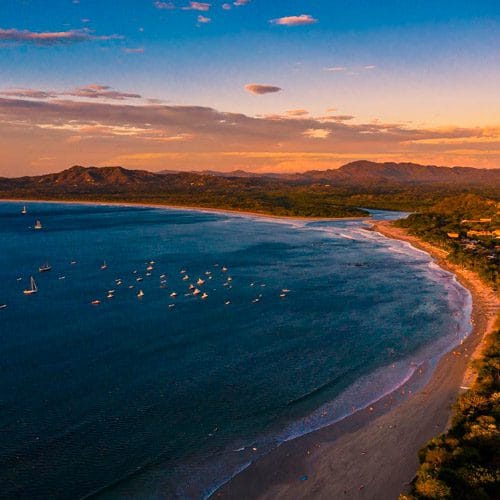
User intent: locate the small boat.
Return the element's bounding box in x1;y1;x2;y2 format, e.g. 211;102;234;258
34;220;42;230
100;261;108;270
137;290;144;298
170;292;177;297
136;277;143;282
39;263;52;272
70;260;77;265
58;275;66;280
197;278;205;285
23;276;38;295
180;269;187;274
280;293;287;298
252;298;260;303
21;205;27;214
205;271;211;276
145;272;152;277
107;293;114;299
146;265;154;272
160;274;166;279
0;304;7;309
182;275;189;281
227;277;233;282
222;266;228;272
189;284;195;290
168;304;175;309
115;279;123;285
193;288;201;296
16;277;22;281
149;260;155;265
91;300;101;305
108;289;116;294
224;300;231;305
282;288;291;293
201;292;208;299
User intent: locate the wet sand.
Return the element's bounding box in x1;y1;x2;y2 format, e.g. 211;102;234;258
213;220;498;500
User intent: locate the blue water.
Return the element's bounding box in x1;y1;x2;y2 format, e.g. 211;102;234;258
0;202;471;499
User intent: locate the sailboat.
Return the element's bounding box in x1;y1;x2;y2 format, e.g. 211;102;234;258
21;205;27;214
100;261;108;270
34;220;42;230
137;289;145;298
39;262;52;272
23;276;38;295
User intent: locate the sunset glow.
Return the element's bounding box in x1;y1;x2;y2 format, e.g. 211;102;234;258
0;0;499;175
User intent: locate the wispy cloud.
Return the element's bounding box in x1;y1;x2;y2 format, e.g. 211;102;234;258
0;27;122;45
0;85;143;101
324;66;346;72
67;85;142;100
234;0;250;5
123;47;145;54
303;128;331;139
154;1;175;9
285;109;309;117
244;83;282;95
197;15;211;23
270;15;317;26
222;3;232;10
0;88;58;99
182;1;211;11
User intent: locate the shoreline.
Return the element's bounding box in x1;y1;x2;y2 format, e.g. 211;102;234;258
213;220;498;499
0;198;370;223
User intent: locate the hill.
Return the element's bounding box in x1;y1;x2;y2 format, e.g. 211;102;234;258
0;162;498;217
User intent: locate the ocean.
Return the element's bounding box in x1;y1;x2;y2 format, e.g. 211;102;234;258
0;202;471;499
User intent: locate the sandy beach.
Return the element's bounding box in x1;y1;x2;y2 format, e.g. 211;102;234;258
214;220;498;500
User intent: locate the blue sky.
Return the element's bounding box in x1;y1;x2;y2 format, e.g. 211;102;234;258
0;1;499;174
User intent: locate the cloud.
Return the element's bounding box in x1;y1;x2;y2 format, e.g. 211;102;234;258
364;65;376;70
123;47;145;54
182;2;211;11
324;66;346;72
0;85;143;101
285;109;309;117
0;27;122;45
67;85;142;100
244;84;282;95
0;93;497;175
234;0;250;5
197;15;211;23
303;128;331;139
270;14;317;26
222;3;232;9
154;1;175;9
0;88;57;99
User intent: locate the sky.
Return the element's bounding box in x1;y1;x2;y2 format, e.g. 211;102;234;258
0;0;499;176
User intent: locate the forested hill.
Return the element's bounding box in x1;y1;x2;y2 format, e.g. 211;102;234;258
0;162;498;217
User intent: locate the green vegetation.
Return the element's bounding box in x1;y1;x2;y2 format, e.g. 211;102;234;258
396;194;499;287
400;324;500;500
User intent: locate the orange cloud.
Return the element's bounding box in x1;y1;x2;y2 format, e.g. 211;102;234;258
244;84;282;95
270;15;317;26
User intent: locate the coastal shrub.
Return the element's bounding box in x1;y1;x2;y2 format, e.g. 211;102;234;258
402;328;500;499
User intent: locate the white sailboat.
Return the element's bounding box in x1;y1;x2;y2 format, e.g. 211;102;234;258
39;262;52;272
100;261;108;270
34;220;42;230
23;276;38;295
137;289;145;298
21;205;27;214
